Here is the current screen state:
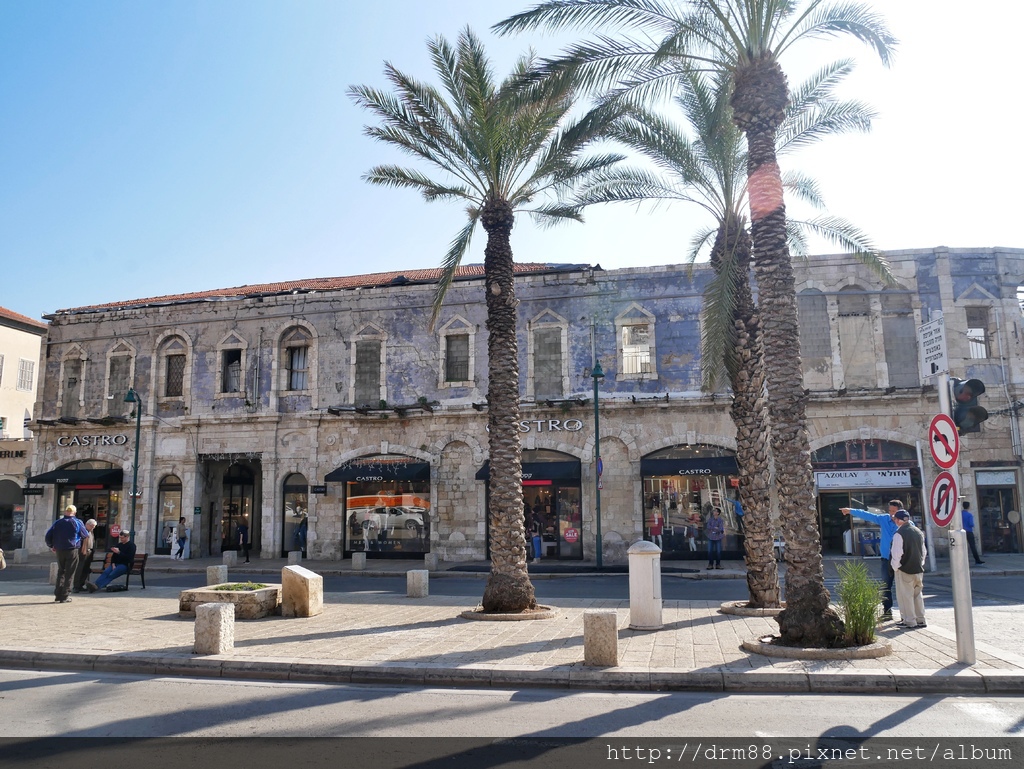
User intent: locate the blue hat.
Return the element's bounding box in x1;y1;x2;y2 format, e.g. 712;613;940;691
894;510;910;521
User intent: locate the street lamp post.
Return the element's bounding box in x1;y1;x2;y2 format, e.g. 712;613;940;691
591;362;605;569
124;388;142;544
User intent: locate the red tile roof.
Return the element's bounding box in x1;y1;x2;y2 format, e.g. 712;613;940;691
0;305;48;331
52;263;589;316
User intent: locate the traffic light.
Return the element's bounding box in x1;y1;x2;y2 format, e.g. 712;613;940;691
951;377;988;434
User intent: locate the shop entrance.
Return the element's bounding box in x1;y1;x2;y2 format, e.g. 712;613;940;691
219;464;254;553
978;483;1020;553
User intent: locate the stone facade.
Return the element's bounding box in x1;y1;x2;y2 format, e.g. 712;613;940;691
22;249;1024;563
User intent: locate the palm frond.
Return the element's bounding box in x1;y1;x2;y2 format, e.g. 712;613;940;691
430;215;479;327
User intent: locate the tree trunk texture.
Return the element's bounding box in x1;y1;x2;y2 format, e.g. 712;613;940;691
733;57;843;645
480;198;537;613
711;222;780;608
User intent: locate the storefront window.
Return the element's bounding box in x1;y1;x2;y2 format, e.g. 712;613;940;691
333;454;431;558
640;446;741;560
282;473;309;556
220;464;254;553
156;475;182;554
976;470;1020;553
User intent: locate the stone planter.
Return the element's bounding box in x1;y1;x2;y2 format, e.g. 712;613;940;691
179;584;282;620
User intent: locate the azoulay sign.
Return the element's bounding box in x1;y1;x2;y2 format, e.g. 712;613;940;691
815;469;912;489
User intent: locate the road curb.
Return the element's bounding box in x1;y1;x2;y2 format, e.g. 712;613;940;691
0;648;1007;695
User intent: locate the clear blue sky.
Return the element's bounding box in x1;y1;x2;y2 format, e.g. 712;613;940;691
1;1;1019;322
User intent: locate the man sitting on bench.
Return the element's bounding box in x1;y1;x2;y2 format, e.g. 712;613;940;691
87;531;137;592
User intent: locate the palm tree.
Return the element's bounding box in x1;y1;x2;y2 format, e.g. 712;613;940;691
349;28;621;612
497;0;896;645
576;62;886;608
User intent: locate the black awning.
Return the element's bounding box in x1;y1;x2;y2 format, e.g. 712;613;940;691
640;456;738;477
475;460;582;482
325;459;430;483
27;468;124;486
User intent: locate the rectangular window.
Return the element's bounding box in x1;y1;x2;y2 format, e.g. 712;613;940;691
108;356;132;416
534;328;563;399
966;307;990;359
165;354;185;397
222;349;242;393
354;341;381;406
444;334;470;382
287;346;308;391
62;359;82;418
17;359;35;391
621;325;652;375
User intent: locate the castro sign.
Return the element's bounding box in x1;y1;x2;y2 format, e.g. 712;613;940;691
57;434;130;448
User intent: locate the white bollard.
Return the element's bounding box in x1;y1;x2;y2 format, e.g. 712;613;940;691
423;552;439;571
14;548;29;564
207;565;228;586
583;609;619;666
351;552;366;570
49;561;58;585
222;550;238;567
287;551;302;565
407;569;429;598
627;540;663;630
194;603;234;655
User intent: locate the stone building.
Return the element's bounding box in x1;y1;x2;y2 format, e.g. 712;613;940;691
1;305;46;551
22;247;1024;563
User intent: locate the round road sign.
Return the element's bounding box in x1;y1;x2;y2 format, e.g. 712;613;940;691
929;471;959;527
928;413;959;469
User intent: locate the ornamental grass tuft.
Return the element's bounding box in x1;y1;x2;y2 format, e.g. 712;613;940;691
835;560;883;646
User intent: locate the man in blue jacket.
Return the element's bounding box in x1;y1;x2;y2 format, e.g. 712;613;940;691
44;504;89;604
840;500;902;622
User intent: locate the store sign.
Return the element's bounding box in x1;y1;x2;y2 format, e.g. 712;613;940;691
310;485;327;495
815;469;912;489
0;450;27;458
977;470;1016;486
488;419;584;434
56;434;129;447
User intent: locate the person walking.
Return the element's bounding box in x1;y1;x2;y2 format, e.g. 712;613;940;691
237;519;250;563
706;507;725;570
961;501;985;565
72;518;97;593
175;516;189;560
890;510;927;628
840;500;902;622
44;504;88;604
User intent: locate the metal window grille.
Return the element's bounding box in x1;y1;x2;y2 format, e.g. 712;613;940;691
165;354;185;397
445;334;469;382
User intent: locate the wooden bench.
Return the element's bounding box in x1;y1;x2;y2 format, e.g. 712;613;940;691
90;552;149;590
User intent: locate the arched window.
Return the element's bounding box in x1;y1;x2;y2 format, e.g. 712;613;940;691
156;475;183;555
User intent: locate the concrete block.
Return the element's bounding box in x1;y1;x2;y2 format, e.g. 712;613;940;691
207;565;228;586
222;550;237;567
194;603;234;655
583;610;618;667
351;552;366;570
407;569;429;598
282;565;323;618
423;552;439;571
287;551;302;565
49;561;58;585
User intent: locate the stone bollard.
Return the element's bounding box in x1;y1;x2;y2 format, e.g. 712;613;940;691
49;561;58;585
14;548;29;564
351;552;366;570
423;552;439;571
583;609;619;666
222;550;238;567
627;540;663;630
287;551;302;565
407;569;429;598
207;565;228;586
194;602;234;655
282;565;323;617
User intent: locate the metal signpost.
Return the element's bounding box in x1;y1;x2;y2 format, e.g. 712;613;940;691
919;316;975;664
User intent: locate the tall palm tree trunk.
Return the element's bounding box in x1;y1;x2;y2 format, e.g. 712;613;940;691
712;223;780;608
734;58;842;645
480;198;537;612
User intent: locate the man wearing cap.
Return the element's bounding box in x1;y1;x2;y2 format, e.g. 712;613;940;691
44;504;89;603
87;530;137;592
891;509;928;628
840;500;902;621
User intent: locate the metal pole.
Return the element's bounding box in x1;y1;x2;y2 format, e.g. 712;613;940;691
937;372;976;663
593;366;603;569
129;389;141;545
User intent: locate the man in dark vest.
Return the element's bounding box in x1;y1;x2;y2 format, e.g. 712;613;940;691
890;509;927;628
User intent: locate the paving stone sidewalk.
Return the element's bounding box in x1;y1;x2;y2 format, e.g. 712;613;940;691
1;576;1023;695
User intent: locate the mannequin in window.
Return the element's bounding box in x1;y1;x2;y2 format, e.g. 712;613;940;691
648;510;663;549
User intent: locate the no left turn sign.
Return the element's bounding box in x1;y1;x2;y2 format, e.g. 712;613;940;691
928;413;959;470
930;471;959;528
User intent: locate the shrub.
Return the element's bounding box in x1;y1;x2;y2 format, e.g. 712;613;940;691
835;560;883;645
213;582;267;591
